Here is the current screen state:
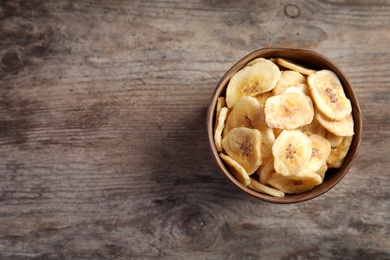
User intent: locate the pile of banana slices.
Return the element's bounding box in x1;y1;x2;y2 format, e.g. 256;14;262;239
214;57;354;197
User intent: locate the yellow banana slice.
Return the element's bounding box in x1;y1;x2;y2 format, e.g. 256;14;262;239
327;136;353;168
222;127;262;175
325;130;343;147
254;91;272;111
257;156;274;185
298;117;326;138
316;163;328;181
259;124;275;159
223;96;264;137
267;171;323;194
295;83;311;96
308;70;352;120
264;91;314;129
272;70;307;95
219;153;250;186
316;112;354;137
226;58;281;108
276;58;316;75
215;96;226;119
272;130;312;176
214;107;230;152
249;178;285;198
300;134;331;174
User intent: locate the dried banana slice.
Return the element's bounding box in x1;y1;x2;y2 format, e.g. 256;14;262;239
223;96;264;137
215;96;226;119
254;91;273;110
327;136;353;168
272;70;307;95
276;58;316;75
219;153;250;186
300;134;331;174
308;70;352;120
325;130;343;147
264;91;314;129
258;124;275;159
214;107;229;152
249;178;285;198
316;112;354;137
222;127;262;175
316;163;328;181
226;58;281;108
267;171;323;194
257;156;274;185
272;130;312;176
298;117;326;138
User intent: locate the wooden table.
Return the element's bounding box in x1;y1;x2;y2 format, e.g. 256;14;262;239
1;1;389;259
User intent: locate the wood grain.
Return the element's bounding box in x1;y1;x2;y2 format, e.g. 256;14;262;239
0;0;389;259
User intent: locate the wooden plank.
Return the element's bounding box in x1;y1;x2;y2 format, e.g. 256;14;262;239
0;0;389;258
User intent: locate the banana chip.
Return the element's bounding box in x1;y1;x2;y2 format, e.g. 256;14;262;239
298;117;326;138
267;171;323;194
272;130;312;176
276;58;316;75
308;70;352;120
257;156;274;185
222;127;262;175
316;112;354;137
264;91;314;129
214;107;230;152
325;130;344;147
249;178;285;198
226;58;281;108
272;70;307;95
327;136;353;168
317;163;328;181
300;134;331;174
223;96;264;137
219;153;250;186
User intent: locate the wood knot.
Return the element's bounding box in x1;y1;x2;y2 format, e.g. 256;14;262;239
1;47;25;72
167;205;220;250
284;4;300;19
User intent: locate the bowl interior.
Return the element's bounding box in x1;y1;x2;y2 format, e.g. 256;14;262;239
207;48;362;203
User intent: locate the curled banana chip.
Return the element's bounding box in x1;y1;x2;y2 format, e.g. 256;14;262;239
214;107;230;152
258;124;275;159
219;153;250;186
317;163;328;181
276;58;316;75
226;58;281;108
249;178;285;198
215;97;226;119
257;156;274;185
298;117;326;138
267;171;323;194
272;70;307;95
327;136;353;168
325;130;344;147
316;112;354;137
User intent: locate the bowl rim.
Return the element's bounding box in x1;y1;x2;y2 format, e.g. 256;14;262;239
206;47;362;204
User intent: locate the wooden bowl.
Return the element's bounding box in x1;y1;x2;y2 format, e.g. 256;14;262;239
206;48;362;203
